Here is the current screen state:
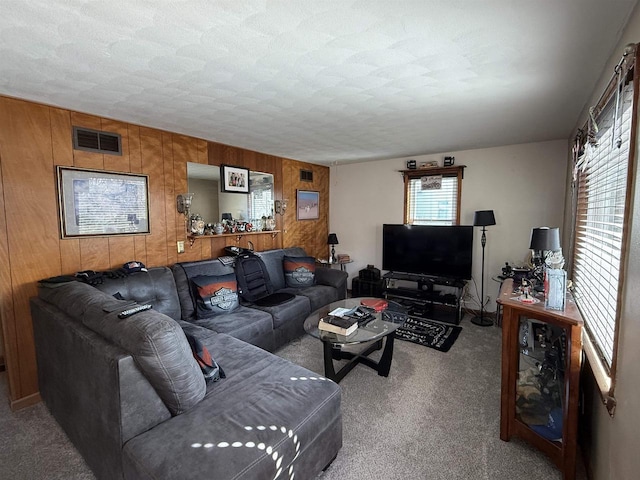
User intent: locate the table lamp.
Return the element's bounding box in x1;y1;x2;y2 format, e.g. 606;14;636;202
529;227;565;309
529;227;561;260
327;233;339;264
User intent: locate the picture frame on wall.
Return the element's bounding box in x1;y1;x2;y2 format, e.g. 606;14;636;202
220;164;250;193
57;166;150;238
297;190;320;220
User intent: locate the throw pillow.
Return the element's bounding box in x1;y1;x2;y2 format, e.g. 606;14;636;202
191;273;239;318
185;333;226;384
283;256;316;288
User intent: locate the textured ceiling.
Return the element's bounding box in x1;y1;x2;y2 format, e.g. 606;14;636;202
0;1;637;164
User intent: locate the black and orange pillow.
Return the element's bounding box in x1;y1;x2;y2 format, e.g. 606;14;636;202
283;256;316;288
191;274;239;318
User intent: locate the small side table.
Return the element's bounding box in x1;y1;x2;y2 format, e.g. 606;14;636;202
336;260;353;272
316;259;353;272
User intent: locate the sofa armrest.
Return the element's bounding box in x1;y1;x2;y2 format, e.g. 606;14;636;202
315;268;348;299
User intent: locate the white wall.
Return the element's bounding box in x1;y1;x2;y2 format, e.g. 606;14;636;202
569;3;640;479
330;139;568;312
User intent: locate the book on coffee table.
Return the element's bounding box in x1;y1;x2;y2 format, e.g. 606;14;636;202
360;298;388;312
318;315;358;336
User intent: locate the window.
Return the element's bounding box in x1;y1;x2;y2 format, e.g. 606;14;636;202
249;183;273;220
403;166;463;225
570;46;637;412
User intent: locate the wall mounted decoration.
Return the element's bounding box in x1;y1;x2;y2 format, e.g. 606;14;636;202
57;166;150;238
297;190;319;220
220;164;250;193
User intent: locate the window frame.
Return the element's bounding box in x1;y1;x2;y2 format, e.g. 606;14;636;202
402;165;465;225
568;45;638;415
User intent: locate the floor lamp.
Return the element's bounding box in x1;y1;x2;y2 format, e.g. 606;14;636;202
472;210;496;327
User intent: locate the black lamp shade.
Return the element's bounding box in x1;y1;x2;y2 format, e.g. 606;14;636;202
327;233;339;245
474;210;496;227
529;227;561;251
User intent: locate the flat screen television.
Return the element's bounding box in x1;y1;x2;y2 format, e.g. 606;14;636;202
382;224;473;280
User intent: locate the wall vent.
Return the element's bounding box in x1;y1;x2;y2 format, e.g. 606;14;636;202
73;126;122;155
300;169;313;182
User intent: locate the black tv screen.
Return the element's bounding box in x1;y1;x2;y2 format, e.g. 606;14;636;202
382;224;473;280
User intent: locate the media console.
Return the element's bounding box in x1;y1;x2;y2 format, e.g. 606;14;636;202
382;271;465;325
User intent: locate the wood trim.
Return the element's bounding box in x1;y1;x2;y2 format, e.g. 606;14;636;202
401;165;466;225
608;45;640;400
10;391;41;411
399;165;466;178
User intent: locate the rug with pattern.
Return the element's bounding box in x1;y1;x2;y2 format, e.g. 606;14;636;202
392;316;462;352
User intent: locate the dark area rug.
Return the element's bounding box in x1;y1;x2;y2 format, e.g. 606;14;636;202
393;316;462;352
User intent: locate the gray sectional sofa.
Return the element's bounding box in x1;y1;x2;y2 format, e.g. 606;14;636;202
30;247;347;480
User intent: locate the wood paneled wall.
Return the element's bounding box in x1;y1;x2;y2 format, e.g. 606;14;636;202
0;95;329;408
282;159;330;259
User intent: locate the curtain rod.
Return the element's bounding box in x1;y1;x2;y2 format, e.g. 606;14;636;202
592;43;637;116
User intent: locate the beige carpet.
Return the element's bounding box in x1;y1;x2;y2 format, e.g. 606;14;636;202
0;315;586;479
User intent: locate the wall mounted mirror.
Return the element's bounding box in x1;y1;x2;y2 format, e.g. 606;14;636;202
187;162;274;226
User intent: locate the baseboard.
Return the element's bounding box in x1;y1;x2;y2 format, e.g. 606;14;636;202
10;391;41;411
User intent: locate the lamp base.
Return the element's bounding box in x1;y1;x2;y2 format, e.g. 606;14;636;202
471;315;493;327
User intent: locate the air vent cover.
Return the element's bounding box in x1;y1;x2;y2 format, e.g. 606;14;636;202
73;126;122;155
300;169;313;182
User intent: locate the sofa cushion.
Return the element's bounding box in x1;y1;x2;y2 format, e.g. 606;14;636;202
191;273;239;318
256;247;308;291
95;267;182;321
248;294;311;348
121;333;342;480
38;281;206;416
280;284;341;312
283;255;316;288
191;305;275;352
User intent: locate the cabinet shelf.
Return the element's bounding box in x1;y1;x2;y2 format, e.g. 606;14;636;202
187;230;280;246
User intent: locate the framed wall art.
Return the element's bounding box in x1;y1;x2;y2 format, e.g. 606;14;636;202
57;166;150;238
297;190;320;220
220;164;250;193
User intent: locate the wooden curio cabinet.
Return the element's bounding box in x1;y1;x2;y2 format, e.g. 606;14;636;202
497;279;583;480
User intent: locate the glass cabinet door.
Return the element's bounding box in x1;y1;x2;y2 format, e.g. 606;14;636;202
516;315;567;443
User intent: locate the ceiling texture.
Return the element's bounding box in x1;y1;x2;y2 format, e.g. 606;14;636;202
1;0;637;165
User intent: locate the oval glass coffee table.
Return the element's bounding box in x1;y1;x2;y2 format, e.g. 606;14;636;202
303;297;406;383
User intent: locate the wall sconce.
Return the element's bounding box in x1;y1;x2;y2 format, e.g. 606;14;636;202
275;198;288;215
176;193;194;232
176;193;194;215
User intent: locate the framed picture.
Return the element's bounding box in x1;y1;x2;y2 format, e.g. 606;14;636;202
57;166;150;238
297;190;319;220
220;164;250;193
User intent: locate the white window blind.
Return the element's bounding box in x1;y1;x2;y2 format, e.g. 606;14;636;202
407;175;458;225
572;81;633;370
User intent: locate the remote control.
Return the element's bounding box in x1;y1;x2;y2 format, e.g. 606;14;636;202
118;304;152;318
218;256;236;266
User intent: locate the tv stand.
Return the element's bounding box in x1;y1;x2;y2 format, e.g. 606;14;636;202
382;272;465;325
